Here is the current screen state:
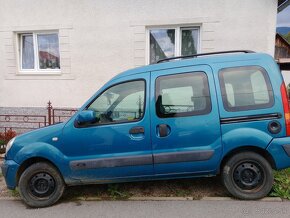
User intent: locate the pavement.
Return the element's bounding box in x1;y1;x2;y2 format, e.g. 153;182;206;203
0;199;290;218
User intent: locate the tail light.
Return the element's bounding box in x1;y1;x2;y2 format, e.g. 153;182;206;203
280;82;290;136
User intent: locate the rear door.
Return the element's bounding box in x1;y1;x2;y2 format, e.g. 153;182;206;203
212;63;285;155
150;65;222;175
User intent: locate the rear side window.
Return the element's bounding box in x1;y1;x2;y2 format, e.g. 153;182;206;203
155;72;211;118
219;66;274;112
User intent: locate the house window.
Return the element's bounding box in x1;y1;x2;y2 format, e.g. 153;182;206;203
148;27;200;64
20;32;60;73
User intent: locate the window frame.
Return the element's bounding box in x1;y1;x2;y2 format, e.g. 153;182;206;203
79;79;147;128
19;31;61;74
146;26;201;65
155;71;212;118
218;66;275;112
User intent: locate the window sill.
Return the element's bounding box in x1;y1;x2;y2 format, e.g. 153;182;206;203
18;70;62;75
5;72;75;80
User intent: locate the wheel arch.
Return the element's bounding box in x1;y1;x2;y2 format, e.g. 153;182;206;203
219;146;277;173
16;157;64;186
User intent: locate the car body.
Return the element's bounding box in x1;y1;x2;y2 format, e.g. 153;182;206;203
2;51;290;207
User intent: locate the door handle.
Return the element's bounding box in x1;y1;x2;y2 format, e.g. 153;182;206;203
129;126;145;134
157;124;170;137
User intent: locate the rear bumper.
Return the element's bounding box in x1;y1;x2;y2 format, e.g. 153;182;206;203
267;137;290;170
0;159;20;189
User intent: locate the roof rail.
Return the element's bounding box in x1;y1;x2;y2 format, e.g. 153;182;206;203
156;50;255;63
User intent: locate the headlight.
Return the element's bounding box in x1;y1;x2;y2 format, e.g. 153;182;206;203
5;137;16;153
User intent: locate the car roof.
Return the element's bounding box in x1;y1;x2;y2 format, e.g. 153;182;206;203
111;52;275;81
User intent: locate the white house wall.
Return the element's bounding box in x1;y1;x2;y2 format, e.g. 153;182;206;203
0;0;277;108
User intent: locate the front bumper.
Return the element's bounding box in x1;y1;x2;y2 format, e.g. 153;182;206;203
0;159;20;189
267;137;290;170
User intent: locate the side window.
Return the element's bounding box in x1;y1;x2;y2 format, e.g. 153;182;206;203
155;72;211;118
87;80;145;124
219;66;274;112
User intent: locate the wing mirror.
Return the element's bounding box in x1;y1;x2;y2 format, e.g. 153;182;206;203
75;110;97;126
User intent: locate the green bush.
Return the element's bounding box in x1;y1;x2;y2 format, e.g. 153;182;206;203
0;129;17;154
0;139;5;145
270;168;290;199
0;129;17;144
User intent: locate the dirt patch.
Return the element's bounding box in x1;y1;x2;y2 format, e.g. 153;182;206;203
61;176;228;202
0;179;13;198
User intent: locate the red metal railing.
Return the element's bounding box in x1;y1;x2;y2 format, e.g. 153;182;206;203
47;101;78;125
52;108;78;124
0;102;78;153
0;102;78;134
0;114;47;134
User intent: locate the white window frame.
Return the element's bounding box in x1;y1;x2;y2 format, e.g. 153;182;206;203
146;26;201;65
18;31;61;74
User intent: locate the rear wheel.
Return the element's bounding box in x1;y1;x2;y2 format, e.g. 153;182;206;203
222;151;273;200
18;162;65;208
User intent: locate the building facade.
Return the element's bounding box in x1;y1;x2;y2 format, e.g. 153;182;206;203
0;0;278;109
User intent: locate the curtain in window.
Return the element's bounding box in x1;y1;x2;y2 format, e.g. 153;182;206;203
22;35;34;69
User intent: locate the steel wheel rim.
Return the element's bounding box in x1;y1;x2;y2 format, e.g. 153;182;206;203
28;172;56;198
232;161;265;191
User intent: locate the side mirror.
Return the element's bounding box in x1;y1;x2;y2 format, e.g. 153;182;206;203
75;110;96;126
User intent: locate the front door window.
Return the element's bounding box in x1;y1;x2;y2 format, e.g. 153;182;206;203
87;80;145;124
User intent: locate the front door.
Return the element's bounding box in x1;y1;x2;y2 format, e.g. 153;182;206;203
150;65;222;175
62;73;153;181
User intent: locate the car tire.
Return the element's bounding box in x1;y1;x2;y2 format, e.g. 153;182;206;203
222;151;273;200
18;162;65;208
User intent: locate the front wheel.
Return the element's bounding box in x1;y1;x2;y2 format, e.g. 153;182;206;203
18;162;65;208
222;151;273;200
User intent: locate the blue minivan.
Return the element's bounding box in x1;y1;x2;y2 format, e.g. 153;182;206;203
2;51;290;207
